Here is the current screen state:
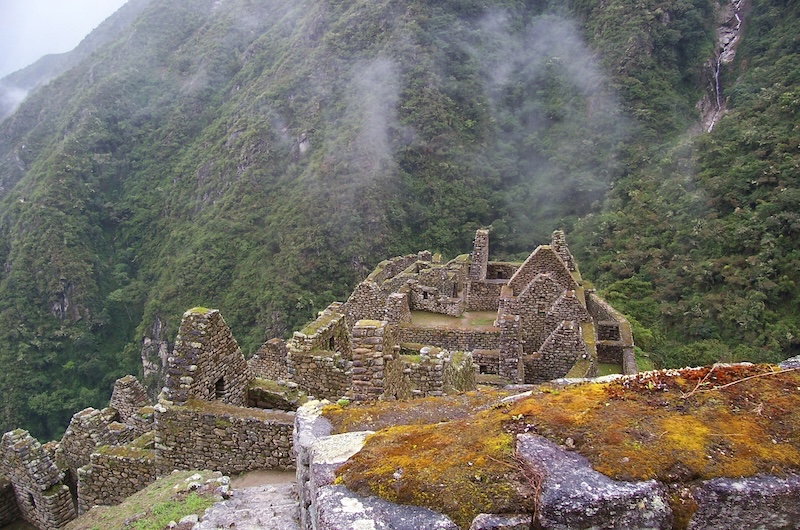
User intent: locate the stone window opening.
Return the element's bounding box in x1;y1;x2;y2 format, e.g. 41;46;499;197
328;336;335;352
214;377;225;400
422;291;429;300
28;492;36;508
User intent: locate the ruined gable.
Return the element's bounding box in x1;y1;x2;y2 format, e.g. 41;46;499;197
161;308;250;407
507;245;578;296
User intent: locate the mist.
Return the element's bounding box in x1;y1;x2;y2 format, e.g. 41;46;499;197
0;0;128;78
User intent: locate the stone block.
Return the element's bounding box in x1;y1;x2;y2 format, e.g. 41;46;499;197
515;434;671;530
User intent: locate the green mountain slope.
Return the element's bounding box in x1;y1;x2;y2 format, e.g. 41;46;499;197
0;0;797;439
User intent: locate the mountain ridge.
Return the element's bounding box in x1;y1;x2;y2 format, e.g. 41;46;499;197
1;0;798;440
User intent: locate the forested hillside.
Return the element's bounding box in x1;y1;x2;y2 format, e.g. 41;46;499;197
0;0;797;440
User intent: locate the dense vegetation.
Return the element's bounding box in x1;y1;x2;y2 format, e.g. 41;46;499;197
0;0;797;439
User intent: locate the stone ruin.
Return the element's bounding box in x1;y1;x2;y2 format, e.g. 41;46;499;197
0;229;639;528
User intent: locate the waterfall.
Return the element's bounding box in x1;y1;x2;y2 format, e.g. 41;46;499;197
703;0;747;133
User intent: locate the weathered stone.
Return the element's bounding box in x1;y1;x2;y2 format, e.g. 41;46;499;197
315;485;458;530
515;434;672;530
469;513;531;530
687;474;800;529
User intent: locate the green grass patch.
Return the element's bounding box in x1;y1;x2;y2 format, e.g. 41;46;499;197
65;470;223;530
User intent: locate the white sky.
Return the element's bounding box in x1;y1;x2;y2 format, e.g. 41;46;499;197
0;0;129;78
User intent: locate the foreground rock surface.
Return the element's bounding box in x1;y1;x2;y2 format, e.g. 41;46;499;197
516;434;672;530
315;484;457;530
687;474;800;530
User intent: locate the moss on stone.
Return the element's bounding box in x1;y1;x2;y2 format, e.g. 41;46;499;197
333;364;800;529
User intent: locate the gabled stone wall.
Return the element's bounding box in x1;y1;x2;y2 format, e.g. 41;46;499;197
524;321;587;384
161;308;251;407
248;338;290;380
508;246;577;295
501;273;563;354
109;375;151;426
345;281;385;327
384;291;412;325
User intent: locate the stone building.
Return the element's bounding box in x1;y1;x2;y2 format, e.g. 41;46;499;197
0;230;634;528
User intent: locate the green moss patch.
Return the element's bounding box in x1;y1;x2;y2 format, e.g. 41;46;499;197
323;389;510;434
183;399;293;422
332;364;800;529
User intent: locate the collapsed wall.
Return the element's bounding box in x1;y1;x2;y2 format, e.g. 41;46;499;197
0;430;75;530
76;434;157;513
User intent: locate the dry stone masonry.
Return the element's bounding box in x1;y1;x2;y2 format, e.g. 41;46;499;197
0;229;637;529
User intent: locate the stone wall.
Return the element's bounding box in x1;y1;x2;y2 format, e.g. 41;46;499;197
502;274;564;354
249;338;290;380
290;303;350;357
396;325;500;352
76;435;157;514
0;430;75;530
486;262;518;280
466;280;505;311
60;407;139;478
409;282;464;316
161;308;251;407
524;321;587;384
154;400;295;475
472;349;500;374
508;246;577;296
289;351;351;400
366;254;421;285
384;292;412;325
349;320;397;401
0;479;19;527
587;292;637;375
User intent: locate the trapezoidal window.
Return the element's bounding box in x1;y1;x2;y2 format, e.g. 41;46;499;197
214;377;225;400
328;336;335;351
